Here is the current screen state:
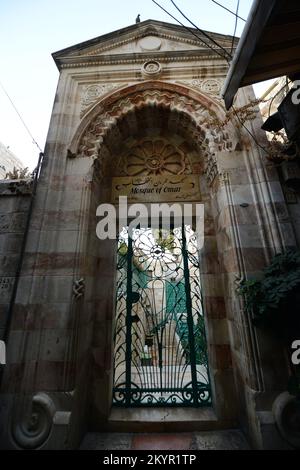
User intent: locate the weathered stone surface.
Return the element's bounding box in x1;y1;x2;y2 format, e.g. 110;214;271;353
80;433;132;450
79;430;250;450
0;19;298;451
195;430;250;450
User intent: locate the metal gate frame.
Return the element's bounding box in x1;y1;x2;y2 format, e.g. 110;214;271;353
113;224;211;407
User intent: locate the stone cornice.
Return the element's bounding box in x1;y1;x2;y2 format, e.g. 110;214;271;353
52;19;236;68
78;30;232;58
57;49;228;70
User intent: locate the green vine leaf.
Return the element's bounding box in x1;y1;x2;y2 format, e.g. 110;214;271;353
236;250;300;341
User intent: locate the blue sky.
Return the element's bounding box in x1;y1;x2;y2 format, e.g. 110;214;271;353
0;0;257;169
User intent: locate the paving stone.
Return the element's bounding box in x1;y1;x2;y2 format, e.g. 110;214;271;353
131;433;194;450
80;430;250;450
195;430;250;450
80;433;132;450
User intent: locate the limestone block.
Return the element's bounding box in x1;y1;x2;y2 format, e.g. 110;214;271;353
216;151;246;171
195;429;249;450
204;296;227;320
278;222;298;248
0;195;30;214
229;184;256;206
260;180;285;204
225;167;251;186
6;330;41;363
11;302;72;330
31;209;84;232
209;319;230;345
237;225;264;248
33;188;85;213
66;157;94;176
15;276;74;304
40;329;71;362
23;252;78;276
199;251;221;274
210;369;238;421
200;274;225;297
0;254;20;276
26;229;79;254
0;213;27;234
227;319;242;352
0;277;14;303
0;233;23;254
34;360;73;391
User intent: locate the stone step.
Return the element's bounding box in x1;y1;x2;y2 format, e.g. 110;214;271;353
80;430;251;450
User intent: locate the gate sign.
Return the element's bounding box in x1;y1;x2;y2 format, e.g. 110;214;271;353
112;175;201;203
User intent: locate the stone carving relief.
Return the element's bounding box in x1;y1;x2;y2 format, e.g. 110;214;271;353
0;277;13;302
178;78;222;96
73;278;85;300
11;392;56;449
75;87;233;187
141;60;162;78
205;154;219;187
201;79;222;95
81;83;121;118
0;277;13;291
118;138;191;177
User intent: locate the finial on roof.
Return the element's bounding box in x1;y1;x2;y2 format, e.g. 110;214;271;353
136;14;141;23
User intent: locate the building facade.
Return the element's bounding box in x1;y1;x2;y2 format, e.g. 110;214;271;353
0;20;298;450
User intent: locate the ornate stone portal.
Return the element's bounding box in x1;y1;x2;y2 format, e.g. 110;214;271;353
0;20;298;450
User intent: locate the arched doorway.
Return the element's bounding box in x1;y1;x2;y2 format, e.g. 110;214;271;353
69;81;238;427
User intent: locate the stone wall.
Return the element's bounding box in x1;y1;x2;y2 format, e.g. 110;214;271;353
0;179;32;341
285;193;300;247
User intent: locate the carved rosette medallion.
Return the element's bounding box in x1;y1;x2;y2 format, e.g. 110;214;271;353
119;139;191;177
201;79;221;95
141;60;162;78
81;83;120;118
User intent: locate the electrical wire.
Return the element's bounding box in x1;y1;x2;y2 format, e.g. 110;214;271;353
151;0;229;61
0;80;43;153
169;0;232;61
268;78;291;118
151;0;227;60
232;105;271;156
210;0;246;22
231;0;240;56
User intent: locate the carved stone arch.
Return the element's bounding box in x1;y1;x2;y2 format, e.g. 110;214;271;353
68;81;239;185
32;78;247;432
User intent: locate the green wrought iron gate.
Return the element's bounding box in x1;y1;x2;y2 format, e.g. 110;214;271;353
113;225;211;407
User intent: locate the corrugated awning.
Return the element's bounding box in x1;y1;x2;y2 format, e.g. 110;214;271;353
222;0;300;109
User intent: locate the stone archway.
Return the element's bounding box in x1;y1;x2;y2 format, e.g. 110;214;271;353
3;80;269;449
69;81;239;181
65;81;240;429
